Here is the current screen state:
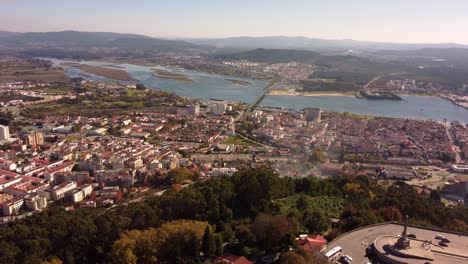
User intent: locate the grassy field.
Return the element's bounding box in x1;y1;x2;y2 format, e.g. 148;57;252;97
73;65;138;81
0;68;68;82
21;102;140;118
19;89;186;118
224;135;259;147
65;135;81;141
126;89;143;97
322;111;385;120
274;194;344;218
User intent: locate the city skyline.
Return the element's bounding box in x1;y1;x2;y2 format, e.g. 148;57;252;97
1;0;468;44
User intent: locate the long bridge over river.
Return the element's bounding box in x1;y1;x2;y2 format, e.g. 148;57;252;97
240;80;278;121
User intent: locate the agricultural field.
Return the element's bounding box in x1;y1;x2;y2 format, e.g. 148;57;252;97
0;58;68;82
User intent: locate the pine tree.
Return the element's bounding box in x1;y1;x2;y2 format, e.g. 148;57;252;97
215;234;224;256
201;226;215;258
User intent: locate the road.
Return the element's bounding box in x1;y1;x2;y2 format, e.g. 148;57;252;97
104;183;193;213
444;124;462;163
236;131;275;150
363;72;406;90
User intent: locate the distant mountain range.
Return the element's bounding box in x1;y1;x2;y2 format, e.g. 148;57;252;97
0;30;467;62
0;31;20;38
185;36;468;52
1;31;467;53
213;48;321;63
0;31;468;52
0;30;201;52
375;48;468;61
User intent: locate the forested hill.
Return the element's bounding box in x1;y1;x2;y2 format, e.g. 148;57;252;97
0;30;200;52
0;167;465;263
213;48;321;63
187;36;468;51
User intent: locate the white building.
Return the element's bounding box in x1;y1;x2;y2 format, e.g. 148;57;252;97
0;125;10;141
51;181;77;200
52;125;74;134
122;119;132;126
209;167;238;177
177;104;200;116
304;108;321;122
451;164;468;174
25;193;48;211
67;184;93;203
2;196;24;216
209;103;227;115
87;127;108;136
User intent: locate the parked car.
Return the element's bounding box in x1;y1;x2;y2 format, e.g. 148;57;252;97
344;255;353;262
441;238;451;243
435;234;445;240
338;256;351;264
339;255;353;263
439;241;448;247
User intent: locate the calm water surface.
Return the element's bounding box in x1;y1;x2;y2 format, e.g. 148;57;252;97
261;95;468;122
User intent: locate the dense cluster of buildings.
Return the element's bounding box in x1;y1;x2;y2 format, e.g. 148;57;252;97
248;108;325;151
243;107;468;203
380;79;468;109
223;60;314;82
451;121;468;160
329;117;458;165
245;108;462;166
0;98;270;219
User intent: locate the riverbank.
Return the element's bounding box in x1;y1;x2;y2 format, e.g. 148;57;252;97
72;64;138;81
398;91;468;111
96;58;158;67
225;78;252;86
153;69;193;82
60;62;80;67
102;64;125;69
268;88;355;97
431;93;468;110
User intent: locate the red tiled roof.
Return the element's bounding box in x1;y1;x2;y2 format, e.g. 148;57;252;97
215;254;253;264
0;169;20;178
297;235;327;252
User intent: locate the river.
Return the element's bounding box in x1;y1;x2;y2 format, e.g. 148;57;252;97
45;58;468;123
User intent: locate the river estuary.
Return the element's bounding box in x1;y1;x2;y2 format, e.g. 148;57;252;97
46;58;468;123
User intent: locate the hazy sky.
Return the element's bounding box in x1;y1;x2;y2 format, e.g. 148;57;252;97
1;0;468;44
